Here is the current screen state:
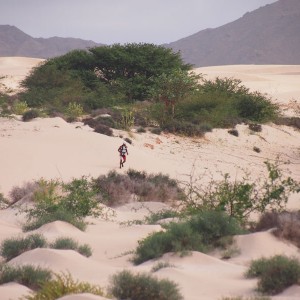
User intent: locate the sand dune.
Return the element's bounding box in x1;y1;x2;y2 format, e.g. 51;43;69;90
0;57;299;299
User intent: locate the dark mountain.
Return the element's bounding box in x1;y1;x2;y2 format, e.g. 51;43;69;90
165;0;300;67
0;25;103;58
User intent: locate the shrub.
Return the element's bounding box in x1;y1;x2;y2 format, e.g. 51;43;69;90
254;211;300;248
94;123;113;136
236;92;279;122
151;261;176;272
25;272;104;300
0;192;9;209
162;119;206;137
9;181;39;204
108;270;183;300
22;177;103;232
12;101;28;115
246;255;300;295
0;264;52;290
249;123;262;132
0;234;47;261
78;244;92;257
50;237;78;250
180;161;299;225
94;170;183;206
124;137;132;144
137;126;146;133
65;102;84;122
23;209;87;232
253;146;261;153
150;127;162;135
228;128;239;137
133;210;242;264
22;109;40;122
50;237;92;257
145;209;179;225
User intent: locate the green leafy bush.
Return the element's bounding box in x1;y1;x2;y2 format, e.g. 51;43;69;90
50;237;92;257
133;210;242;264
12;101;28;115
0;264;52;290
181;161;299;225
22;177;103;231
25;272;104;300
65;102;84;122
246;255;300;295
108;270;183;300
0;234;47;261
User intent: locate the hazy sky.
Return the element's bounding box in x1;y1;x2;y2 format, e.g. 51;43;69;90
1;0;278;45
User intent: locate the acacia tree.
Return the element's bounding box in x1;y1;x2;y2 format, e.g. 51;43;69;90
150;70;202;118
89;43;192;101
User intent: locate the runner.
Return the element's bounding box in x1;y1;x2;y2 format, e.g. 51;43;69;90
118;142;128;168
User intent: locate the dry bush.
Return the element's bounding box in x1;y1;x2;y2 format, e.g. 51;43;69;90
255;211;300;248
273;211;300;248
9;182;39;204
94;170;183;207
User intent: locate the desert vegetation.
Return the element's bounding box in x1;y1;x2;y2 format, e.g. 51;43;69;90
0;234;92;261
108;270;183;300
245;255;300;294
0;43;282;136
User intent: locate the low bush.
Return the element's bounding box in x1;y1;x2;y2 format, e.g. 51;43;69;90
161;119;207;137
23;209;87;232
133;210;242;264
12;101;28;115
94;124;113;136
0;264;52;290
9;181;39;204
137;126;146;133
22;109;40;122
249;123;262;132
228;128;239;137
151;261;176;272
108;270;183;300
65;102;84;122
25;272;104;300
150;127;162;135
254;211;300;248
94;170;183;206
0;234;47;261
246;255;300;295
22;177;103;232
0;192;9;209
50;237;92;257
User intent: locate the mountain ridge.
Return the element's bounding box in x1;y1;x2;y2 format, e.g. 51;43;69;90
165;0;300;67
0;25;102;58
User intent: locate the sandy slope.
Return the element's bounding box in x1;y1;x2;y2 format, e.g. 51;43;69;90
0;58;299;300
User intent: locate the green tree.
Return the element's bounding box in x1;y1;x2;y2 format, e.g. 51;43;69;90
150;70;201;118
88;43;192;101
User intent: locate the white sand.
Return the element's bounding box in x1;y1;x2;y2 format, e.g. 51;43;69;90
0;57;299;300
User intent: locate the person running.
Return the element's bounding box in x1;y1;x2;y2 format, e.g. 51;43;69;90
118;142;128;168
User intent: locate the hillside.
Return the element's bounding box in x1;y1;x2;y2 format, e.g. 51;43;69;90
0;25;102;58
165;0;300;67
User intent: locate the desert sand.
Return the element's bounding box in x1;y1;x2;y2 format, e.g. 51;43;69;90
0;57;299;300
